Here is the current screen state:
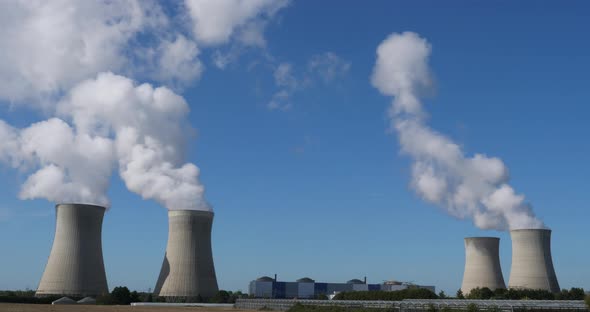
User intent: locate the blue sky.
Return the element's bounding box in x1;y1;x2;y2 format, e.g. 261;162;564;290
0;1;588;295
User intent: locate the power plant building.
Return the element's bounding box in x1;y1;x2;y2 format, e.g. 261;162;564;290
154;210;219;300
508;229;560;293
461;237;506;294
249;276;435;298
36;203;109;297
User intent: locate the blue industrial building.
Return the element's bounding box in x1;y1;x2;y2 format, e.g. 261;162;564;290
249;276;435;299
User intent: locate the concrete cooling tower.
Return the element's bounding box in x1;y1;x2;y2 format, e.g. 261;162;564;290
154;210;218;300
36;204;109;297
461;237;506;295
508;229;560;292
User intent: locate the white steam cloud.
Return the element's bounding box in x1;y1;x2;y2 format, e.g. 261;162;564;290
0;73;210;211
184;0;289;47
0;118;115;206
59;73;210;211
0;0;292;211
371;32;544;230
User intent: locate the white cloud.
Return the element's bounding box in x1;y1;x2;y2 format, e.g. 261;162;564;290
59;72;210;211
0;118;115;207
0;0;216;106
0;0;156;105
153;34;204;85
268;53;350;111
371;32;544;230
184;0;289;47
0;72;211;211
268;63;296;110
371;32;432;117
0;0;299;210
307;52;351;83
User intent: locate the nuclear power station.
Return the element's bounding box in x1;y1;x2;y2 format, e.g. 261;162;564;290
508;229;560;293
461;237;506;294
154;210;219;300
36;204;109;297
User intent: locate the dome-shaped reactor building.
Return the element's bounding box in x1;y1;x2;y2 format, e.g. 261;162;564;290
36;203;109;297
154;210;218;300
508;229;560;292
461;237;506;295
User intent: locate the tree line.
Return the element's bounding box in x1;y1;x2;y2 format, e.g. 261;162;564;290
328;287;587;302
0;287;247;305
456;287;586;300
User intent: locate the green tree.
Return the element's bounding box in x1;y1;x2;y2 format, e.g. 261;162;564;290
492;288;507;299
211;290;230;303
567;287;585;300
111;286;132;305
438;291;446;299
467;287;493;299
333;288;437;301
130;290;140;303
456;289;464;299
584;294;590;310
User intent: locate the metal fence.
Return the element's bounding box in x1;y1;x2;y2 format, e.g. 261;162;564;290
236;298;399;310
235;298;587;312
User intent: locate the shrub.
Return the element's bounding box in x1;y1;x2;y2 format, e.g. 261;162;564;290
467;287;493;299
585;294;590;310
466;303;478;312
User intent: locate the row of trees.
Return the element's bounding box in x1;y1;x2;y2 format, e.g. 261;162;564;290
97;287;248;304
0;287;247;305
329;287;587;302
455;287;586;300
333;288;438;301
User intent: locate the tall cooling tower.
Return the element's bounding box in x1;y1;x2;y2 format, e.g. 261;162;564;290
461;237;506;295
508;229;560;292
36;203;109;297
154;210;218;300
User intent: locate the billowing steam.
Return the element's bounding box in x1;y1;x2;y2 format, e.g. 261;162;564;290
371;32;544;230
0;0;289;211
0;73;210;211
0;118;115;206
59;73;210;211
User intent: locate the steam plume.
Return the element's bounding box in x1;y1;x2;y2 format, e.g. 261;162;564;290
371;32;544;230
58;72;210;211
0;118;115;206
0;73;209;211
0;0;299;210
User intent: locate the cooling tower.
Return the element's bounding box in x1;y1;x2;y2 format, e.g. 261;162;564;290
154;210;218;300
461;237;506;295
508;229;560;292
36;203;109;297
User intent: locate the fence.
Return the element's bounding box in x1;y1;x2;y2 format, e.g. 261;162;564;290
235;298;588;312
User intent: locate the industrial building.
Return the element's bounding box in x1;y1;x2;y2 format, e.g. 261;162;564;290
508;229;560;293
249;276;435;298
154;210;219;300
36;203;109;297
461;237;506;294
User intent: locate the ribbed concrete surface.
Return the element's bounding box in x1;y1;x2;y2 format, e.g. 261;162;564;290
36;203;109;296
461;237;506;294
508;229;560;292
154;210;218;299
